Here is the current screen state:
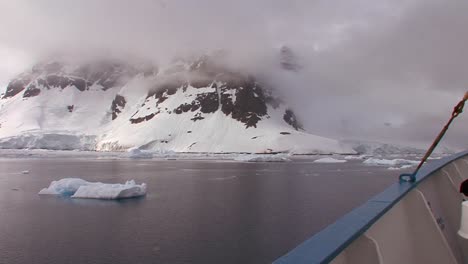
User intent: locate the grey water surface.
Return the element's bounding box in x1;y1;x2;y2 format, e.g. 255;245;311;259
0;158;402;264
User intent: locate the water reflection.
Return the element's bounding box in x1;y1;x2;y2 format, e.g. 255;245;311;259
0;159;397;264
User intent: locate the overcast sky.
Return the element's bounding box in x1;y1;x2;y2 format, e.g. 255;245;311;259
0;0;467;149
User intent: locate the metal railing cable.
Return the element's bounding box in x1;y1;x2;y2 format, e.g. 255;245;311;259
400;92;468;182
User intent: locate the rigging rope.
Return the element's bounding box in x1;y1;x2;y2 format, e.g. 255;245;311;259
400;92;468;182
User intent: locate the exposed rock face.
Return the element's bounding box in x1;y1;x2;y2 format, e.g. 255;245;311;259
130;112;157;124
147;81;181;103
43;75;88;91
23;84;41;98
219;78;271;128
283;109;303;131
3;77;31;98
72;61;137;90
2;60;138;100
111;94;126;120
137;56;286;128
280;46;301;72
67;105;74;113
4;57;303;131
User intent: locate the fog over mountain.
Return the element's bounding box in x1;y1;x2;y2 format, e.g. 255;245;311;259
1;0;467;150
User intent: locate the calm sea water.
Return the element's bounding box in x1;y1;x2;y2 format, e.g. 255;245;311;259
0;157;401;264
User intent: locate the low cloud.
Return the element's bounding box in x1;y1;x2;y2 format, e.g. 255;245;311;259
0;0;467;149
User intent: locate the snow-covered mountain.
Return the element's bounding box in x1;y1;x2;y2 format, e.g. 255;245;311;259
0;55;353;154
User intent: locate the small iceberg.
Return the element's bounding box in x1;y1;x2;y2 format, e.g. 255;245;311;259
39;178;147;199
127;147;153;159
343;155;368;160
234;154;291;162
363;158;419;167
313;157;347;163
388;165;414;170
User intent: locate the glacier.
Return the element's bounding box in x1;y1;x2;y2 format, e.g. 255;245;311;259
38;178;147;199
342;139;454;156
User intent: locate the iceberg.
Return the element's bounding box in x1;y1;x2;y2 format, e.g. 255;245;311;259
343;155;368;160
38;178;147;199
387;165;414;170
127;147;153;159
38;178;89;196
363;158;419;167
313;157;347;163
234;153;291;162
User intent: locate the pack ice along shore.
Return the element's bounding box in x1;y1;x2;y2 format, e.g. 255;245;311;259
0;54;353;154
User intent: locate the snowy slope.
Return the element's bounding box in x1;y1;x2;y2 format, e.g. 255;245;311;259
0;57;353;154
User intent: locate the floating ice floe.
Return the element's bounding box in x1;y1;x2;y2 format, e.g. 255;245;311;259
363;158;419;167
38;178;147;199
21;170;30;174
207;175;238;181
234;153;291;162
313;157;347;163
387;165;414;170
343;155;368;160
127;147;153;159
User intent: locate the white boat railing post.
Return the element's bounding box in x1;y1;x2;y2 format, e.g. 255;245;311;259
458;201;468;263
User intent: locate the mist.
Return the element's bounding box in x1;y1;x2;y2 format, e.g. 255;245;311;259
0;0;467;150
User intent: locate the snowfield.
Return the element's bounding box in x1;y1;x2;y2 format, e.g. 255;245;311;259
38;178;147;199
